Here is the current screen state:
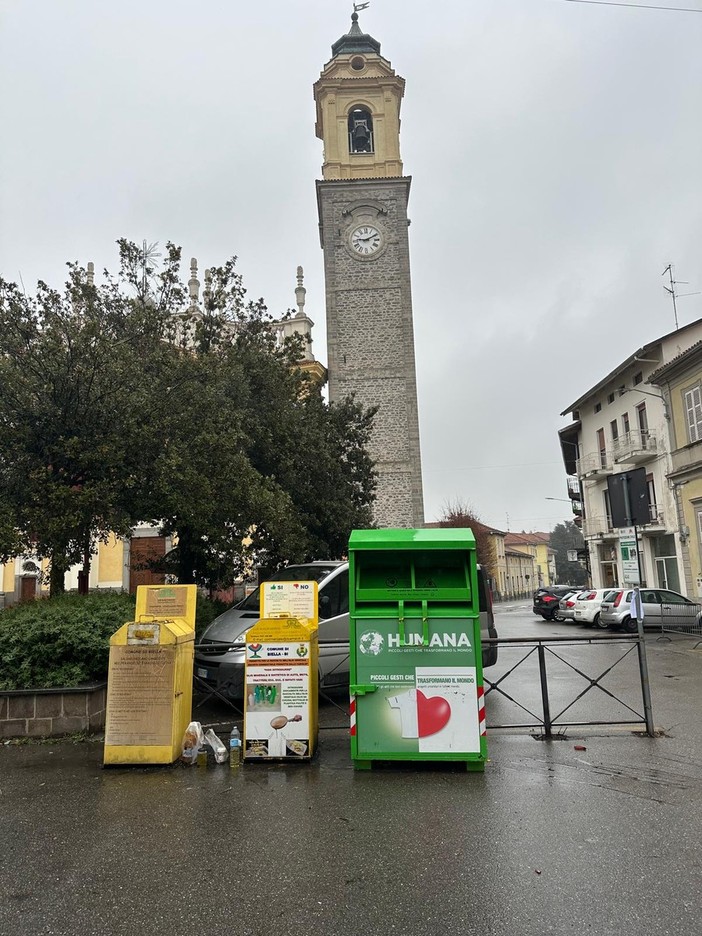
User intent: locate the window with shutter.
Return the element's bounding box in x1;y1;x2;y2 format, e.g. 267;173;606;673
684;386;702;443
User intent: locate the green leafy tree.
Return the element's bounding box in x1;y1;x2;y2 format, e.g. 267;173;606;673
144;339;308;587
0;242;377;592
148;261;377;583
0;246;180;593
550;521;589;586
0;497;21;560
241;381;377;563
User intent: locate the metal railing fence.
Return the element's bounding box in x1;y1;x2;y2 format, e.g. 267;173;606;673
658;602;702;648
482;634;654;737
192;634;659;738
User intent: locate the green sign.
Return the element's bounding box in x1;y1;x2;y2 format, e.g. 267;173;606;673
619;527;640;585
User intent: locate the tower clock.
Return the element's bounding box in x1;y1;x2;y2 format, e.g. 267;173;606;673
314;13;424;528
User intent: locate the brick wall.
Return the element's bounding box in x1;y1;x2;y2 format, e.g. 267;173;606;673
0;683;107;738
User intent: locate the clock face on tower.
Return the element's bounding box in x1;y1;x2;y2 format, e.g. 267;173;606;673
349;223;383;258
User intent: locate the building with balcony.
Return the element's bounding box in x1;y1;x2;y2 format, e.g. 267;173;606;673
559;318;702;593
649;341;702;598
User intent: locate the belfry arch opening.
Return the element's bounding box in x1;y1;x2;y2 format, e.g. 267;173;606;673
348;107;374;154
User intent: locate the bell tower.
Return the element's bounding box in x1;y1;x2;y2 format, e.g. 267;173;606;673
314;13;424;529
314;14;404;180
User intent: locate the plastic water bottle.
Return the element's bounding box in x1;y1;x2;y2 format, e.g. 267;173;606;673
229;726;241;768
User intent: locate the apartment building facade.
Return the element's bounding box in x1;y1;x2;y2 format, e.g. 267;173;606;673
559;319;702;594
649;341;702;598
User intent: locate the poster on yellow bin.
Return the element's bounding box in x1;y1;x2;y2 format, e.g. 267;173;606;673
243;582;318;761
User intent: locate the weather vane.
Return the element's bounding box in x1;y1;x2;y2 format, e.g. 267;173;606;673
354;2;370;12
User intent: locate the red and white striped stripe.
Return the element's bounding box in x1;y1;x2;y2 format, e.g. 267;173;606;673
477;684;486;736
349;696;356;736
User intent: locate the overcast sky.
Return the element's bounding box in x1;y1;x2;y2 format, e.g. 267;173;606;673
1;0;701;531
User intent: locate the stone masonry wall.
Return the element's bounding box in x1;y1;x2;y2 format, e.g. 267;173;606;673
318;177;424;528
0;683;107;738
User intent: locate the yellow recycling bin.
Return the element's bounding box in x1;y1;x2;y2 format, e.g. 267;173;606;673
103;585;197;766
243;616;318;761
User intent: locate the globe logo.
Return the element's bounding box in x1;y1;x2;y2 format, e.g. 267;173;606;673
359;631;384;655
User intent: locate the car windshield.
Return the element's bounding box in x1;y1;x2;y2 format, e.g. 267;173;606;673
235;565;341;613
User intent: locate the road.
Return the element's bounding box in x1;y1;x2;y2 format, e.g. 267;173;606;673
1;600;701;936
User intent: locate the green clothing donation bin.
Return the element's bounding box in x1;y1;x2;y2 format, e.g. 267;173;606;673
349;529;486;771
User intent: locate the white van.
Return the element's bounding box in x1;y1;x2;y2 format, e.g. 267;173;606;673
194;561;498;699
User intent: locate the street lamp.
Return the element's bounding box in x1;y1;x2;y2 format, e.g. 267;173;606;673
619;387;669;420
546;496;583;524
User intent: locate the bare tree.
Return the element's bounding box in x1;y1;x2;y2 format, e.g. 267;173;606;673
438;499;499;585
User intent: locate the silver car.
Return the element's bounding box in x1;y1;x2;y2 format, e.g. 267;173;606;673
599;587;701;633
194;561;498;699
559;590;586;622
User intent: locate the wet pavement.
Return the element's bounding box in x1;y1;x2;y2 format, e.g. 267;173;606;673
1;601;701;936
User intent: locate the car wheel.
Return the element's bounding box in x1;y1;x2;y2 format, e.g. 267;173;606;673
623;616;638;634
595;613;610;629
552;610;566;622
591;613;600;629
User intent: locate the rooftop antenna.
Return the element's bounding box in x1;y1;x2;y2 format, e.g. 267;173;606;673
662;263;700;330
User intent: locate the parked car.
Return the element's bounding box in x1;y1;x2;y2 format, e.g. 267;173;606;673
573;588;613;628
599;587;702;633
533;585;578;621
194;561;498;699
559;590;586;621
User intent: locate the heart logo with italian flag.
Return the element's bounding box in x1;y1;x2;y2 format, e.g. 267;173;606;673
416;690;451;736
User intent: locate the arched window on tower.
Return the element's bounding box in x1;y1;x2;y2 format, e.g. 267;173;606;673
348;107;374;154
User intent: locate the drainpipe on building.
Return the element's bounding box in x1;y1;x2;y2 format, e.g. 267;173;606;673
671;481;693;596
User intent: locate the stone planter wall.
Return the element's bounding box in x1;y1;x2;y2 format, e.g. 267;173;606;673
0;683;107;738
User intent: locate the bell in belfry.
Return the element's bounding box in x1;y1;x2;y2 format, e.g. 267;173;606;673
353;119;371;151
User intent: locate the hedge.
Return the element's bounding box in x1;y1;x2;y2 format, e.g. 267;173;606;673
0;591;228;691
